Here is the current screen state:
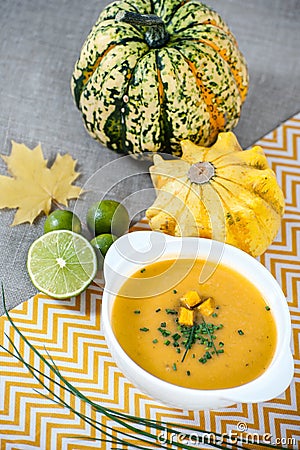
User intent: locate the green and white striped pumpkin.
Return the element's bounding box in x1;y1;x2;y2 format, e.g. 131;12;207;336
71;0;249;157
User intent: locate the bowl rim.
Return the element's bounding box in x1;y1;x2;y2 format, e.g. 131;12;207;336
101;231;294;409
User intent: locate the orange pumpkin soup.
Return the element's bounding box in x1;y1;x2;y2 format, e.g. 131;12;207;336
112;259;277;389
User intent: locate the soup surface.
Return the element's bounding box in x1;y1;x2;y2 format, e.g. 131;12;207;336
112;259;277;389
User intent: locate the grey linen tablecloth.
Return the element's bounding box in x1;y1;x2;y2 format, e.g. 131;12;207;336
0;0;299;314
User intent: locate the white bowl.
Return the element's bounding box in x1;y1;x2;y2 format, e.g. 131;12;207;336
101;231;293;410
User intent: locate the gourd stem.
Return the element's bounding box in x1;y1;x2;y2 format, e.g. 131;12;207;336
116;11;169;48
188;162;215;185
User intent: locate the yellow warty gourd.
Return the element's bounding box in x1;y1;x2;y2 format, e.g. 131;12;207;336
146;132;285;257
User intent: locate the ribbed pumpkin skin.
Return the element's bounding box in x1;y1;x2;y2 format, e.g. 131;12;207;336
146;132;285;257
71;0;249;157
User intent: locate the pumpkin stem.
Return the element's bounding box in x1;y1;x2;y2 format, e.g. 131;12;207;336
188;162;215;184
116;11;169;48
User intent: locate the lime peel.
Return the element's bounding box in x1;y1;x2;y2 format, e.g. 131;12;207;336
27;230;97;299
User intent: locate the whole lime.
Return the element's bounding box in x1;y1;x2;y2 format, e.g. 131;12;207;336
44;210;82;234
86;200;130;237
90;233;117;257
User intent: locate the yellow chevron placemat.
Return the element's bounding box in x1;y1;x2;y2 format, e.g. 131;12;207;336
0;114;299;449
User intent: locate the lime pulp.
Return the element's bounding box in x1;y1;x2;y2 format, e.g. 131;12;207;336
27;230;97;299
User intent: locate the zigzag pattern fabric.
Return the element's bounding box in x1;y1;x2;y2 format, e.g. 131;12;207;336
0;113;299;449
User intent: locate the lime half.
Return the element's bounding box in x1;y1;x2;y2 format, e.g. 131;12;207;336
27;230;97;299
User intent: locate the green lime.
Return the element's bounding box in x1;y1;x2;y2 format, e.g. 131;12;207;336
44;210;82;234
27;230;97;299
86;200;130;237
91;233;117;257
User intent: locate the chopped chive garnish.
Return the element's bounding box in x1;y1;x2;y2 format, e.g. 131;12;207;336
238;329;244;335
165;309;177;315
173;289;177;294
216;349;224;354
154;296;224;365
140;268;146;273
186;370;191;376
140;327;149;332
181;324;197;362
172;333;181;341
172;363;177;371
265;306;271;311
152;339;158;344
134;310;140;314
158;328;171;336
201;317;218;356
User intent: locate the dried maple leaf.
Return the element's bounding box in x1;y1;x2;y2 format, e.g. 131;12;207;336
0;141;82;225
